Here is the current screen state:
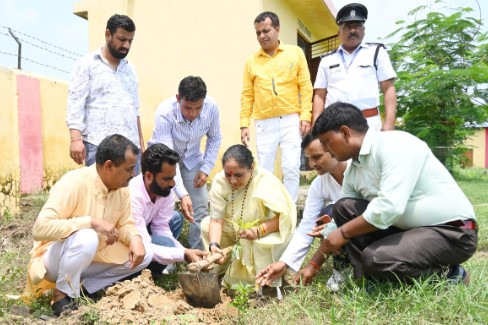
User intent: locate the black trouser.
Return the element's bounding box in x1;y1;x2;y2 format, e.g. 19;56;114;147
333;198;478;280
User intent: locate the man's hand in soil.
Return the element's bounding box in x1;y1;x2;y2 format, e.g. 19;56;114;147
129;235;146;269
255;261;288;286
91;218;118;245
293;263;319;286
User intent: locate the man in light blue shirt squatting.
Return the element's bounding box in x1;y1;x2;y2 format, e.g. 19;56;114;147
67;14;145;172
300;102;477;286
149;76;222;250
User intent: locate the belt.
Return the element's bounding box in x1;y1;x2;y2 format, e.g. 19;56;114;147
362;107;379;118
444;219;478;231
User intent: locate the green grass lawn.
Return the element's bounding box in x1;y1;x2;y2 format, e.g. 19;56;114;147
239;168;488;324
1;168;487;324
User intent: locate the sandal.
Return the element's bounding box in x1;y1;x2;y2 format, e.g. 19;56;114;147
51;296;78;317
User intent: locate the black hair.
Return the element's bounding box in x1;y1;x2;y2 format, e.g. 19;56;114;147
222;145;254;169
141;143;180;175
106;14;136;35
95;134;139;166
178;76;207;102
312;102;369;137
301;133;317;150
254;11;280;27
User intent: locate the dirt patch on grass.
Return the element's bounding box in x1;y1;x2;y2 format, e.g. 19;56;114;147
55;270;238;324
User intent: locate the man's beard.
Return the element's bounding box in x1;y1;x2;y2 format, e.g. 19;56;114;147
150;179;172;197
107;40;128;59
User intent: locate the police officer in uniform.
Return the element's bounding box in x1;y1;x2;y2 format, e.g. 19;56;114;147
312;3;397;131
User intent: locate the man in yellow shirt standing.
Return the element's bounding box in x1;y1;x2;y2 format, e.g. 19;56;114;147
240;11;313;202
24;134;153;317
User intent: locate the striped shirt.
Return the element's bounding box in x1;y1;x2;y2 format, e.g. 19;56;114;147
148;96;222;197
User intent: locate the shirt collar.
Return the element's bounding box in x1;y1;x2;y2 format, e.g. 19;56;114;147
90;164;109;195
355;128;378;165
93;47;128;67
174;99;207;123
258;41;285;57
134;174;153;205
338;42;367;55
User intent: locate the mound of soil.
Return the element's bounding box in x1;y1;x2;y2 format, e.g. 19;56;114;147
76;270;238;324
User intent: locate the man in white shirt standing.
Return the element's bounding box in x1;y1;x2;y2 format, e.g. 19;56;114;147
129;143;206;277
312;3;397;131
256;134;349;290
67;14;145;170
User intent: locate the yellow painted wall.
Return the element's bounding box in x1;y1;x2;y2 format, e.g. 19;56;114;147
70;0;339;180
0;68;82;215
266;0;338;43
75;0;264;177
465;129;486;168
0;68;20;216
38;77;80;190
263;0;298;45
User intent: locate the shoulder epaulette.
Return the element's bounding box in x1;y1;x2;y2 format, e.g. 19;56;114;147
320;49;337;59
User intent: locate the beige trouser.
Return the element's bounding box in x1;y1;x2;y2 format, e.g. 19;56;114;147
43;228;153;297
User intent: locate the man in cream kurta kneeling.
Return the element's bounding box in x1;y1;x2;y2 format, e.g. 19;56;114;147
23;134;153;317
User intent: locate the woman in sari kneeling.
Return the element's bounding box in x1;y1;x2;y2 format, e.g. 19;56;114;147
201;144;297;290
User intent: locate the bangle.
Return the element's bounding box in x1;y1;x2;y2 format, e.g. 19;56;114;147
256;226;261;238
209;242;220;252
308;260;321;271
71;138;82;143
340;227;350;240
260;224;266;236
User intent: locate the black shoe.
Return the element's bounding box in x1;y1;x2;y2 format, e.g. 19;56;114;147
447;265;470;286
51;296;78;317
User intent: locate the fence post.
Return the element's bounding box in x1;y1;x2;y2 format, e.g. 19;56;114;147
8;28;22;69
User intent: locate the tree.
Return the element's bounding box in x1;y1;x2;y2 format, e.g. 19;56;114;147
386;2;488;169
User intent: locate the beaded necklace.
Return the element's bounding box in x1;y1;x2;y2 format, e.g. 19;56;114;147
230;173;253;222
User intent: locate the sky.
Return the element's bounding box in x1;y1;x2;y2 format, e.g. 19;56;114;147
0;0;487;81
0;0;88;80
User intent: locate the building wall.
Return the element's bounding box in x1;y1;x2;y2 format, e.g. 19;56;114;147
0;68;21;216
0;68;79;216
39;77;80;189
74;0;265;178
465;129;487;168
70;0;339;184
17;75;44;194
263;0;298;45
1;1;338;216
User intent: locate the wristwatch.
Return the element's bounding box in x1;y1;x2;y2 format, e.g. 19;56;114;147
209;242;221;252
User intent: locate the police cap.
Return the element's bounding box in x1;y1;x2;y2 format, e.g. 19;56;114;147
336;3;368;25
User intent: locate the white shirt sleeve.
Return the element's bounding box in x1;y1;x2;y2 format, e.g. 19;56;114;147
279;176;326;272
376;47;397;82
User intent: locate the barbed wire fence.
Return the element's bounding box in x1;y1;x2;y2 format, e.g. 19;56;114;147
0;25;83;76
